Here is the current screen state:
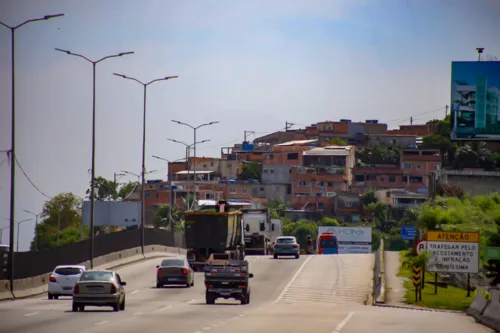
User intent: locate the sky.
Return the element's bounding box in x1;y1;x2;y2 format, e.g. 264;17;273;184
0;0;499;250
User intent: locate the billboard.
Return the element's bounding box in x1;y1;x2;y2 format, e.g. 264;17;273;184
450;61;500;141
82;201;141;227
317;226;372;254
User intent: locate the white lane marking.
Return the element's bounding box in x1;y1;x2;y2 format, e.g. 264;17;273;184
95;320;109;326
134;312;143;315
202;327;211;331
272;256;313;304
131;290;139;294
187;299;198;304
25;312;39;317
193;331;202;333
332;312;355;333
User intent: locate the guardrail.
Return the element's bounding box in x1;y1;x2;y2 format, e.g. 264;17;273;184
372;238;385;304
467;287;500;331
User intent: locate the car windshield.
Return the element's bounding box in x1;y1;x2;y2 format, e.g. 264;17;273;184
161;259;185;267
277;238;295;244
54;267;83;276
80;271;114;282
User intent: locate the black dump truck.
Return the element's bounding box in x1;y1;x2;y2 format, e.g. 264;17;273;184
204;258;253;304
184;200;245;271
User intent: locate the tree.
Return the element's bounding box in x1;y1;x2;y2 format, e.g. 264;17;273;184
453;142;493;170
362;191;377;206
357;144;400;165
265;200;291;217
327;137;346;146
317;217;340;226
32;193;86;250
86;176;118;201
118;181;139;199
368;202;397;233
154;205;182;229
239;162;261;181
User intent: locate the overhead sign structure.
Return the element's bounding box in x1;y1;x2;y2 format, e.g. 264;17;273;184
426;231;480;274
82;201;141;227
402;226;417;241
450;61;500;142
318;226;372;254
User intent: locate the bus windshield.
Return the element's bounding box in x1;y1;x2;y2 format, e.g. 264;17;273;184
317;233;339;254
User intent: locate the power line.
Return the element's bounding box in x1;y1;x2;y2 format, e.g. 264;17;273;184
14;156;51;199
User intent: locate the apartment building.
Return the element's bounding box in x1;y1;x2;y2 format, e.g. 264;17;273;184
261;140;315;184
352;164;405;193
387;124;435;136
316;119;387;145
400;148;441;190
290;145;356;214
369;134;417;148
375;189;427;219
334;191;363;223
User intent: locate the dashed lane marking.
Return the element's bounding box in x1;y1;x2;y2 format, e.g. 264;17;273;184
25;312;39;317
332;311;355;333
95;320;109;326
130;290;139;294
134;312;143;315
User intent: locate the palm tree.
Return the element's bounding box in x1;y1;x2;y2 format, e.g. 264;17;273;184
453;142;492;169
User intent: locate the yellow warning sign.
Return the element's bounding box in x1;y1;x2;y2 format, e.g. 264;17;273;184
427;231;479;243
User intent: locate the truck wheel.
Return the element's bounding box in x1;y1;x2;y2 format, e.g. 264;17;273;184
72;303;78;312
295;254;300;259
273;254;278;259
241;293;248;305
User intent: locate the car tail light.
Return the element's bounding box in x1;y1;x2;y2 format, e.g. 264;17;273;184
49;276;56;283
182;268;188;275
110;284;117;294
293;244;298;248
73;284;79;294
239;285;246;289
157;268;163;275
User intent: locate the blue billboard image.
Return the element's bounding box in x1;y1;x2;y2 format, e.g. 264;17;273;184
450;61;500;141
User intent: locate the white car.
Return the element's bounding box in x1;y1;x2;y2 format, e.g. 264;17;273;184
48;265;86;299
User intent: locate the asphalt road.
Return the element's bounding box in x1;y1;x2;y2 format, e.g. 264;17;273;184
0;254;494;333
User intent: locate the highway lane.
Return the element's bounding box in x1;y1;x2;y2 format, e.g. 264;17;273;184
0;254;306;333
1;253;493;333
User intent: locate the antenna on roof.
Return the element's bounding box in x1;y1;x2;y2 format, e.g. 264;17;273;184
285;121;295;132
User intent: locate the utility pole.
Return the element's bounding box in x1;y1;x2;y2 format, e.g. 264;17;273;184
476;47;484;62
285;121;295;132
445;105;449;117
244;130;255;142
410;117;413;125
113;172;125;200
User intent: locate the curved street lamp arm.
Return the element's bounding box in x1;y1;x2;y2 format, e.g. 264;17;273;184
55;48;93;63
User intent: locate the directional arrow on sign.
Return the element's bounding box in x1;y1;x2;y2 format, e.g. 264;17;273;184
412;265;422;286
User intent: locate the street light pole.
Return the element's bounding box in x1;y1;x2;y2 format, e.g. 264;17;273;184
113;73;178;255
170;121;219;210
55;49;134;269
0;13;64;293
114;172;125;200
23;210;40;251
167;138;211;209
0;227;9;244
15;219;33;252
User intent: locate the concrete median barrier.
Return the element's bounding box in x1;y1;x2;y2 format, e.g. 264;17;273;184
0;244;185;301
479;289;500;332
466;287;490;322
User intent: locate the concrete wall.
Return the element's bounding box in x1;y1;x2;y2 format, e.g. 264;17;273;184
261;165;292;184
0;228;175;280
0;244;187;300
439;170;500;196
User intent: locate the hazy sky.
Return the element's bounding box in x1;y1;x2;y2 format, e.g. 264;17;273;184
0;0;499;250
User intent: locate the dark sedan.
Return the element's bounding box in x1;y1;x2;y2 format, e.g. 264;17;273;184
156;257;194;288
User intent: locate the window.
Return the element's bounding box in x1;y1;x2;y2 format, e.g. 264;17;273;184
54;267;83;276
160;259;185;267
80;271;113;282
263;168;268;173
327;182;333;187
403;163;411;169
316;181;324;187
155;193;159;198
270;169;275;174
210;162;214;167
230;188;237;194
389;176;396;183
243;188;249;194
202;164;207;168
416;164;422;169
205;193;215;199
145;192;151;198
287;152;299;160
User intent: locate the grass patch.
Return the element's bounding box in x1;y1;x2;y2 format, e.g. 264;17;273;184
397;250;474;312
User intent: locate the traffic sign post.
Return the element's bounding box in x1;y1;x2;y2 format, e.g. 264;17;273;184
413;265;422;301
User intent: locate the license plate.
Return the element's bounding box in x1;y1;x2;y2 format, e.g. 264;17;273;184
220;291;231;296
63;287;72;290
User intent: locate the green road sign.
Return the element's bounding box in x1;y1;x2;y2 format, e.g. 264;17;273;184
484;247;500;260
